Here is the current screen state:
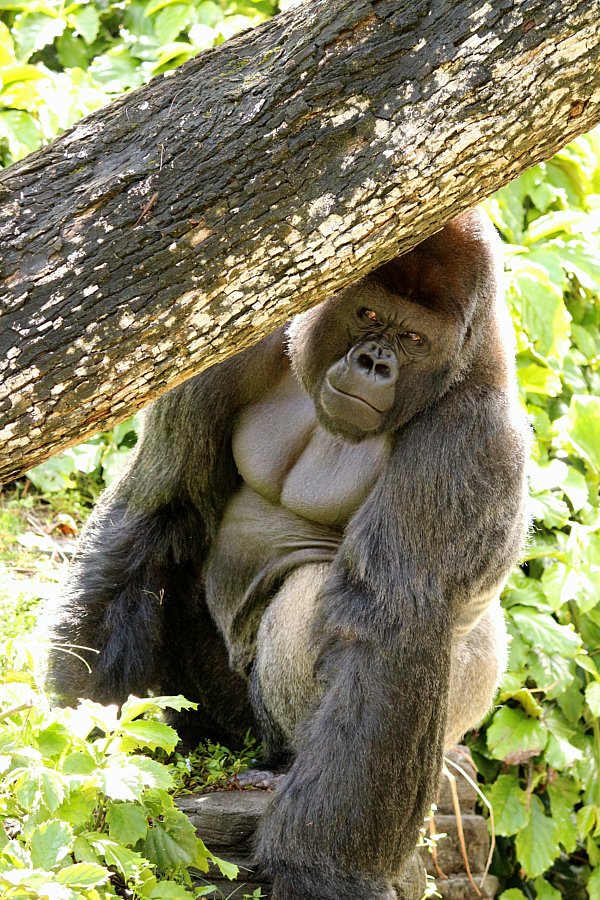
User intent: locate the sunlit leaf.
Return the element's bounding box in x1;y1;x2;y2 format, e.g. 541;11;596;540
515;795;561;877
13;12;66;59
487;706;548;762
567;395;600;475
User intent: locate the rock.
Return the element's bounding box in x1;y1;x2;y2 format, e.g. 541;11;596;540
436;874;499;900
424;815;489;876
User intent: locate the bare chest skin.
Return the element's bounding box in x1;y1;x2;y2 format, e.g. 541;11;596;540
232;369;391;527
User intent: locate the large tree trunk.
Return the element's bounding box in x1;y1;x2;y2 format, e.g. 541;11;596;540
0;0;598;483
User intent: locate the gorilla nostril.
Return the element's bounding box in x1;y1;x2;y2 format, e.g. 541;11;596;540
357;353;374;372
374;363;391;378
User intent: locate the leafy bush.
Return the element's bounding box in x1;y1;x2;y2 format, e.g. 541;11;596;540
0;688;237;898
25;418;140;494
473;130;600;899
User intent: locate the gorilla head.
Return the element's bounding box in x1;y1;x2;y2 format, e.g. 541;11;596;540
287;211;503;440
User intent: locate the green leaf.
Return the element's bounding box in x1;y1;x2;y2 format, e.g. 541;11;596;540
71;5;99;43
544;709;583;769
30;819;73;869
148;882;194;898
517;362;561;397
37;723;72;759
585;682;600;716
107;801;149;845
515;795;561;877
486;706;548;763
57;30;89;68
128;755;174;791
141;809;204;870
547;778;579;853
528;648;575;699
511;606;581;657
484;774;528;836
498;891;528;900
101;839;147;879
512;258;571;363
120;694;196;724
65;442;103;475
529;458;569;493
211;851;237;879
89;48;145;92
0;21;16;65
100;761;146;802
13;12;66;59
152;40;194;72
154;3;192;42
145;0;181;14
511;607;580;657
562;466;589;512
572;323;600;363
529;490;570;528
55;790;98;828
576;804;597;839
120;720;179;753
534;878;562;900
195;0;222;25
26;454;75;493
56;862;110;887
588;867;600;900
511;688;543;718
568;395;600;475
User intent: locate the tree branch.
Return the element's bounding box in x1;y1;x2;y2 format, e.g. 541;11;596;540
1;0;598;483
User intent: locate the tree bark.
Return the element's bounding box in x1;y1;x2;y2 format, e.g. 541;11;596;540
0;0;598;483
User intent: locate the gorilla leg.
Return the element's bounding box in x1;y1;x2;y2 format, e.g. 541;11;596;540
253;563;425;899
251;563;326;757
445;598;508;747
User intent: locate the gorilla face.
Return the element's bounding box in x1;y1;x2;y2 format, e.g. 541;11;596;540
287;276;465;440
319;303;433;435
287;216;499;441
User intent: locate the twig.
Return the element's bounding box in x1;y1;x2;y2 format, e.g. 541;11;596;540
442;763;481;896
444;755;496;890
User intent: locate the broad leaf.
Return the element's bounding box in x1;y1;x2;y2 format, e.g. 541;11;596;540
486;706;547;763
515;795;561;877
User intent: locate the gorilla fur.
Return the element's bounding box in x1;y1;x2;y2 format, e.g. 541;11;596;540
49;209;529;900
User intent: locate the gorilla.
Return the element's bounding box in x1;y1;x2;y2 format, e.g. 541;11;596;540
49;208;529;900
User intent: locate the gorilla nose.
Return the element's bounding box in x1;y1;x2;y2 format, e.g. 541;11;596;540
348;344;398;382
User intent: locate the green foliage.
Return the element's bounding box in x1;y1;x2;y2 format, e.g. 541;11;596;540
472;129;600;896
0;686;237;897
26;417;140;493
0;0;278;166
170;732;261;794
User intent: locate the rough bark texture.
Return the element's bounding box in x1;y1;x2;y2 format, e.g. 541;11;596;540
1;0;598;482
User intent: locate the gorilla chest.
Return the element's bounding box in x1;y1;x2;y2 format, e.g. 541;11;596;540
231;371;391;527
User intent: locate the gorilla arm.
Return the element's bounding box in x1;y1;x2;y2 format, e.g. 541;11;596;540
49;330;286;706
256;384;528;900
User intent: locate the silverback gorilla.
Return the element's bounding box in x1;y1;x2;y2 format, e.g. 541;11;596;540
50;209;529;899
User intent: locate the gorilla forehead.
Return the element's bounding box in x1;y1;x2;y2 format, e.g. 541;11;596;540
370;210;500;319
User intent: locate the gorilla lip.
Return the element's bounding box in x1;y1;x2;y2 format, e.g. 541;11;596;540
325;382;385;414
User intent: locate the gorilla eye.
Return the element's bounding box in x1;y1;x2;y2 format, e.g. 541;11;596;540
402;332;423;344
358;308;382;325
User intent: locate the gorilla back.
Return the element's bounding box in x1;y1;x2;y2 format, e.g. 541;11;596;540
49;209;529;900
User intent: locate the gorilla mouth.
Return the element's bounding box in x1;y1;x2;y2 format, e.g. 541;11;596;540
326;383;385;414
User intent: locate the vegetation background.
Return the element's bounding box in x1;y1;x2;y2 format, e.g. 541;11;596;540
1;1;599;897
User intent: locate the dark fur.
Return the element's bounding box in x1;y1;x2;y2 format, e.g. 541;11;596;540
49;210;529;899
